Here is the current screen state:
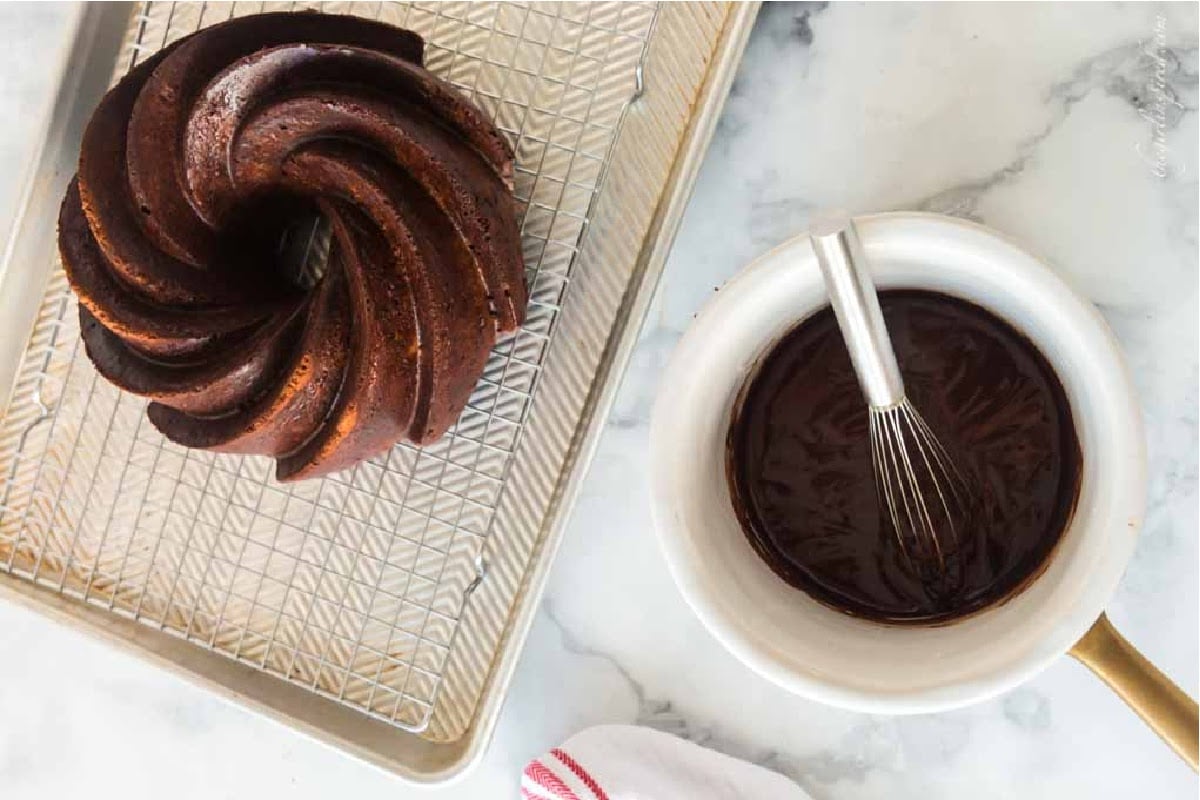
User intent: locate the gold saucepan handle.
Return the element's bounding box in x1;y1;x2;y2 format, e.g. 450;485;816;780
1069;612;1198;770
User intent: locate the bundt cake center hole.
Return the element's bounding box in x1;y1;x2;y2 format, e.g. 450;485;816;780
279;210;332;291
217;193;331;292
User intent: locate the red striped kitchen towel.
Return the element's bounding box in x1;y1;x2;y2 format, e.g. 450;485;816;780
521;725;809;799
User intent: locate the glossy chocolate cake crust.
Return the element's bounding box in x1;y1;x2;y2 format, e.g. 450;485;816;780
58;12;527;481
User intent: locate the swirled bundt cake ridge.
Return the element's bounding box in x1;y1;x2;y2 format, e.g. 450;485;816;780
58;11;527;481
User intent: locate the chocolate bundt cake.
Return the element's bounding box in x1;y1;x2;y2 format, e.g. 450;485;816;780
58;12;527;481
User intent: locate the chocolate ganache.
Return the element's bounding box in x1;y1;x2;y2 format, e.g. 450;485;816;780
727;290;1082;624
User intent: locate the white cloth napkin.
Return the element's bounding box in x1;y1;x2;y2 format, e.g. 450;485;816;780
521;725;810;800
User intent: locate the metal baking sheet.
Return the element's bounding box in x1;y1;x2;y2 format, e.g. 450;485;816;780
0;0;757;782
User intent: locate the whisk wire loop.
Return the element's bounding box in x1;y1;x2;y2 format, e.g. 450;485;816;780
812;214;974;573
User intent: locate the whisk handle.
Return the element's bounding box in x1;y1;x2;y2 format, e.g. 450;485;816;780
810;214;905;408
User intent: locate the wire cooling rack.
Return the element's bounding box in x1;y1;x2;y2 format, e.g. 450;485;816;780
0;0;658;736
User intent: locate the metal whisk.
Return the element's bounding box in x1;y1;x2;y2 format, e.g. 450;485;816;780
810;215;973;572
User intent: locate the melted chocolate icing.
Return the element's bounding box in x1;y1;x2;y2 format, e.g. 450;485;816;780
727;290;1081;624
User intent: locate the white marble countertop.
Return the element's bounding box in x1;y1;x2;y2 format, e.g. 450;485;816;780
0;2;1196;797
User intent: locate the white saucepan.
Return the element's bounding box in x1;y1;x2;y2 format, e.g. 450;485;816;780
650;213;1197;766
